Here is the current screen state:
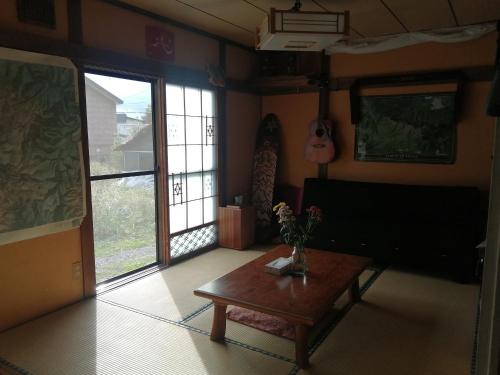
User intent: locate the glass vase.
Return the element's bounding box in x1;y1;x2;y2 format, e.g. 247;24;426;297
291;244;307;276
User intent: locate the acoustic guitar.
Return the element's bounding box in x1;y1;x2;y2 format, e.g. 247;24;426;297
305;118;335;164
305;54;335;167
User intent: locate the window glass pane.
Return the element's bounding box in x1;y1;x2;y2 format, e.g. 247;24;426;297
123;152;139;172
166;84;184;115
91;176;157;283
85;73;153;175
202;90;215;117
188;200;203;228
167;145;186;174
140;152;154;170
166;83;218;259
168;175;173;204
187;172;203;201
169;203;187;234
185;87;201;116
202;116;216;145
186;116;202;145
186;145;202;173
204;197;216;223
203;145;217;171
203;171;216;197
166;115;185;145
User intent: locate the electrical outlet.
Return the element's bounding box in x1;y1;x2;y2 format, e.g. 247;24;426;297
72;262;82;280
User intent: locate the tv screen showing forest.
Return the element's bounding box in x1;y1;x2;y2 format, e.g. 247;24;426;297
355;92;456;164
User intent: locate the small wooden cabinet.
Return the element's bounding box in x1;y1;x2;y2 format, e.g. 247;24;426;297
218;206;255;250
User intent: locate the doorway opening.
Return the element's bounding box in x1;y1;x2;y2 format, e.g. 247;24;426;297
84;72;159;284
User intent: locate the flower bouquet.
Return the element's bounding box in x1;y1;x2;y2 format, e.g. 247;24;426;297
273;202;322;275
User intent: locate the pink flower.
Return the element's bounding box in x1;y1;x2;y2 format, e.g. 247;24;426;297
275;201;322;246
306;206;321;213
306;206;322;222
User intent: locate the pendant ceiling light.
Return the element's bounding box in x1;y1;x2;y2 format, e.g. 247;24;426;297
256;0;349;52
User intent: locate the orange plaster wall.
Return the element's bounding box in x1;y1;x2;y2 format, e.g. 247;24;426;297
0;0;68;40
82;0;219;72
0;0;82;332
225;91;260;202
262;85;495;192
0;229;83;332
0;0;256;332
262;92;318;187
262;36;497;195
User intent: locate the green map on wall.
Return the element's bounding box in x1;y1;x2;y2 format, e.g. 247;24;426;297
355;93;456;164
0;50;84;244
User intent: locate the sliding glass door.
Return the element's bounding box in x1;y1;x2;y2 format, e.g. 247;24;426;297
84;72;158;283
165;84;218;260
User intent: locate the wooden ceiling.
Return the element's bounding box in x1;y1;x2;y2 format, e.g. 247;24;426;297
119;0;500;47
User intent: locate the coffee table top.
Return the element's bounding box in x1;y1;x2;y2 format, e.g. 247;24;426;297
194;245;371;326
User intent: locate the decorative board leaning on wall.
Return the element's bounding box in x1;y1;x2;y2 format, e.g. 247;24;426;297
0;47;85;245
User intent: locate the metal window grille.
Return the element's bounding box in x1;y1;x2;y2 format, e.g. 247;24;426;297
170;224;218;259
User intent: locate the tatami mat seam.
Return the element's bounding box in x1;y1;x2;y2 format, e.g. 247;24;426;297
180;267;385;368
180;302;214;323
0;356;31;375
96;298;297;365
96;298;208;333
308;266;385;354
288;266;386;375
0;264;384;375
98;266;386;372
221;337;296;364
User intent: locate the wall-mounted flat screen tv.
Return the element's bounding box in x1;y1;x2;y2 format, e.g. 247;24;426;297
355;92;456;164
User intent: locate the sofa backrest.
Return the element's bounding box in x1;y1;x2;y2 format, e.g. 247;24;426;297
302;178;480;228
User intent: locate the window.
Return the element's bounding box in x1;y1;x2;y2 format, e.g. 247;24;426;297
166;84;218;259
85;73;158;283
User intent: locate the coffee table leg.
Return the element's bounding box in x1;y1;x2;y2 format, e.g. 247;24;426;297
295;324;310;369
210;302;227;341
349;278;361;303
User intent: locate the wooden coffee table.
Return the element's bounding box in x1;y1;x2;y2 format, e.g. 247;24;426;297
194;245;371;368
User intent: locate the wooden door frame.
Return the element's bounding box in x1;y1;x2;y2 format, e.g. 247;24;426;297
79;67;167;294
476;118;500;375
77;67;97;297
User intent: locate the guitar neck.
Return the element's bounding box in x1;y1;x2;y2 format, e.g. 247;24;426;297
317;51;329;123
318;84;329;122
317;51;330;179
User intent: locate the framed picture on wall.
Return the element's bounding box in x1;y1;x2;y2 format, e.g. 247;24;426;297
354;92;457;164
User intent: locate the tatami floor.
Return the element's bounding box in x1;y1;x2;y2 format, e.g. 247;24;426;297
0;247;479;375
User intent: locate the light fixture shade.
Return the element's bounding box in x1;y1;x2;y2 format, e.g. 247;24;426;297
256;9;349;52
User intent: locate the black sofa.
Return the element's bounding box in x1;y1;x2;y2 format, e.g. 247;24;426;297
301;178;482;281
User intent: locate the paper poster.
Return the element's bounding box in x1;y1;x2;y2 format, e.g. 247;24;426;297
0;47;85;245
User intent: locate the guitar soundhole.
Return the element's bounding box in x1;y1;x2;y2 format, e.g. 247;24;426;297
315;128;324;137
